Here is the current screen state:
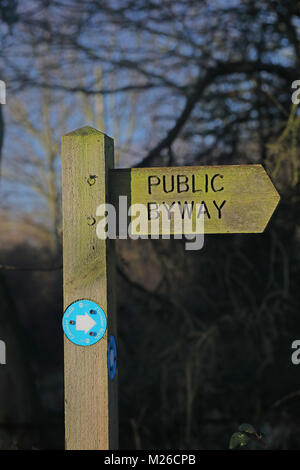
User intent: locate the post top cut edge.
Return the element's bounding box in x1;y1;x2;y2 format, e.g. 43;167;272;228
63;126;106;137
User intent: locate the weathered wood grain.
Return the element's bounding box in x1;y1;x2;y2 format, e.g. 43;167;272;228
109;165;280;234
62;126;118;450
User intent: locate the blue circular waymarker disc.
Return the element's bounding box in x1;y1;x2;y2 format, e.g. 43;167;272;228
107;335;117;380
62;300;107;346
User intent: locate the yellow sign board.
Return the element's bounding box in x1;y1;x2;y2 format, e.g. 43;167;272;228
110;164;280;235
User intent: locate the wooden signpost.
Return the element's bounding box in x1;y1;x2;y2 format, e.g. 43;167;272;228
62;128;118;450
61;126;280;450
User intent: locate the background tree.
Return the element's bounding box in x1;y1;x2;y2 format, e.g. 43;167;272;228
0;0;299;449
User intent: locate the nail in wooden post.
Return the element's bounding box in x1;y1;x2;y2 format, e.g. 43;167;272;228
61;126;118;450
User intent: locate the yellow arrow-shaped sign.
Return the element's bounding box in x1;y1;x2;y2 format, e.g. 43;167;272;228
109;164;280;235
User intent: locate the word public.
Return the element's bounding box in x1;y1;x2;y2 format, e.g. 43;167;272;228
147;172;226;221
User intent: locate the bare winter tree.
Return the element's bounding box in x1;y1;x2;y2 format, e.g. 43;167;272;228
0;0;299;449
2;0;297;170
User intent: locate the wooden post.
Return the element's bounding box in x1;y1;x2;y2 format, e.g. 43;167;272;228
61;126;118;450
